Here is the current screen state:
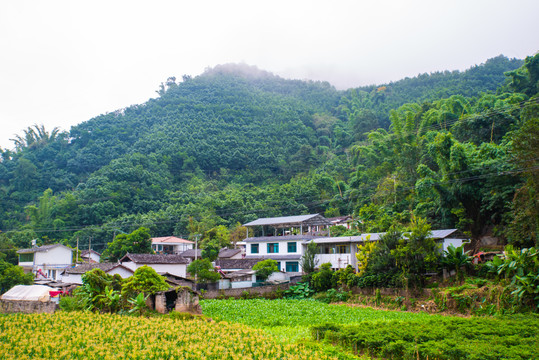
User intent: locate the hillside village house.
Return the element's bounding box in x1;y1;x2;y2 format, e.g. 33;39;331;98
80;249;101;263
243;214;469;274
152;236;194;254
17;244;73;281
119;253;189;278
62;263;116;285
243;214;333;277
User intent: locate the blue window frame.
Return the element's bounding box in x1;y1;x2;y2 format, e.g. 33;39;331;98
287;242;297;253
267;243;279;253
285;261;299;272
251;244;259;254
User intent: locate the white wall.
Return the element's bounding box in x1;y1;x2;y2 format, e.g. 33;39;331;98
107;267;134;278
124;263;187;278
61;273;83;285
441;238;466;252
247;240;303;257
35;246;72;268
316;254;353;270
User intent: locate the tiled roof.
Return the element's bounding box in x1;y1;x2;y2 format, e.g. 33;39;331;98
64;262;116;274
17;244;73;254
120;253;189;264
81;249;101;256
218;248;242;258
179;249;202;258
215;258;263;270
152;236;194;244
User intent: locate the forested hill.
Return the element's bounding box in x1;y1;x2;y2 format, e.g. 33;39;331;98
0;54;537;255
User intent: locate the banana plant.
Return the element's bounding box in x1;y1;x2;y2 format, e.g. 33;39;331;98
128;293;149;316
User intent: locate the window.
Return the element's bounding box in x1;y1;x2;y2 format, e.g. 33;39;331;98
287;242;297;253
19;253;34;262
336;245;349;254
267;243;279;253
285;261;299;272
320;245;335;254
276;261;281;271
251;244;259;254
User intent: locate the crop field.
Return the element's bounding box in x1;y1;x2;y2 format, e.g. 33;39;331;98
201;299;539;360
200;298;439;341
0;312;339;360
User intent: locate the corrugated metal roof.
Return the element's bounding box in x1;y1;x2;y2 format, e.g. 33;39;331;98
430;229;459;239
243;214;330;226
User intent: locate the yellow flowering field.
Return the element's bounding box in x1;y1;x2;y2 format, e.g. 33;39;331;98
0;312;337;360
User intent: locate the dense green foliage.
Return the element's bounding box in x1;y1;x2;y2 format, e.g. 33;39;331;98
65;266;169;313
0;54;536;258
186;259;221;284
314;315;538;360
252;259;279;281
0;260;34;294
101;227;153;262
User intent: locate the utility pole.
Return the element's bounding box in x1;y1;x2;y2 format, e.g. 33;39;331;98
194;234;201;289
76;237;79;265
88;237;91;264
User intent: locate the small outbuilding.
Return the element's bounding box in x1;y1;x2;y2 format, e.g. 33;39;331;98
0;285;58;314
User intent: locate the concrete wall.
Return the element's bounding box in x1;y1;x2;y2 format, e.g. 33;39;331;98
0;300;58;314
61;273;83;285
122;262;187;277
204;283;291;299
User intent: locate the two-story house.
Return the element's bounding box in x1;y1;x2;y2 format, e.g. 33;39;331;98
243;214;469;274
151;236;194;255
243;214;332;276
17;244;73;281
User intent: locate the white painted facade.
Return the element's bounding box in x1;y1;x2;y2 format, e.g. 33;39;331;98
106;265;134;278
18;245;73;281
121;262;187;278
81;250;101;263
60;272;83;285
439;238;467;252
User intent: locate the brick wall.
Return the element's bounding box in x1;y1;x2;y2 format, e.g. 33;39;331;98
0;300;58;314
203;283;292;299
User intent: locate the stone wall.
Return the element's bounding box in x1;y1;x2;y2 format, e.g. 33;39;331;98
203;283;291;299
0;300;58;314
154;288;201;314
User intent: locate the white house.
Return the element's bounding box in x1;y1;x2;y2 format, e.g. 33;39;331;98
80;250;101;263
61;263;116;285
243;214;333;276
106;264;134;278
152;236;194;255
243;214;469;273
119;253;189;278
17;244;73;281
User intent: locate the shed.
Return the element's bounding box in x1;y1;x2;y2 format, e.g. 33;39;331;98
1;285;54;302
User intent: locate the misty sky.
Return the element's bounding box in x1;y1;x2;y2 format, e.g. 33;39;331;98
1;0;538;149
